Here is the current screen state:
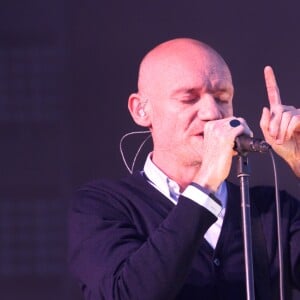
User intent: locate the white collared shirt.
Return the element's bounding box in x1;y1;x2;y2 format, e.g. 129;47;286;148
143;154;227;249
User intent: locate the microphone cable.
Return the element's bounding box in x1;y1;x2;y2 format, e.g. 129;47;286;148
269;149;285;300
119;130;151;174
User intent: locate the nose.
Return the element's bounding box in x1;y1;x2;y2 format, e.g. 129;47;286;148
197;94;222;121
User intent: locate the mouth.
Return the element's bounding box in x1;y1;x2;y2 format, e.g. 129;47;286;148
193;133;204;142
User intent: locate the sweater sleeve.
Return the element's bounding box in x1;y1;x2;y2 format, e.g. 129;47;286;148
69;183;218;300
251;187;300;294
287;191;300;288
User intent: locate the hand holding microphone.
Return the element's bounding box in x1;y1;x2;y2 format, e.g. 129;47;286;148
194;116;266;192
229;119;271;154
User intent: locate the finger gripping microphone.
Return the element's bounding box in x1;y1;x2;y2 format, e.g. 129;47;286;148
234;134;271;153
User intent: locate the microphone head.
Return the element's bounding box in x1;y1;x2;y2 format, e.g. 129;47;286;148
234;135;271;154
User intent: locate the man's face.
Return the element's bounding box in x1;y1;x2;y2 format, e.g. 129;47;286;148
144;44;234;169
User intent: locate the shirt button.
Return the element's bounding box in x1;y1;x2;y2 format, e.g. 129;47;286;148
213;258;221;266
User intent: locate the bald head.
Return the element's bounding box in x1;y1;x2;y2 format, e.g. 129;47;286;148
137;38;232;97
128;37;234;132
128;37;234;173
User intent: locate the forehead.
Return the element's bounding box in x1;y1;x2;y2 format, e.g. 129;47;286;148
139;41;233;96
171;58;231;88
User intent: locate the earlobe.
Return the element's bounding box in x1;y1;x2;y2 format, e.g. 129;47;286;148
128;93;151;127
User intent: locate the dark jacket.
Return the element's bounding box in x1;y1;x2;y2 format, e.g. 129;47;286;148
69;172;300;299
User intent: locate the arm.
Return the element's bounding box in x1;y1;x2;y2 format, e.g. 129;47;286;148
288;192;300;288
69;183;218;300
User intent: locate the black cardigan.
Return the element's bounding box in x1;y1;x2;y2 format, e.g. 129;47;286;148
69;171;300;299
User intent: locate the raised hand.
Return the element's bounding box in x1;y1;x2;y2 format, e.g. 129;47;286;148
260;66;300;177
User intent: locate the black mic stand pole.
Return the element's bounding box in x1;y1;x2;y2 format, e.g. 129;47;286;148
237;153;255;300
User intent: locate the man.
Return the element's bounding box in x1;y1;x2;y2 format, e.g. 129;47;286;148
69;38;300;299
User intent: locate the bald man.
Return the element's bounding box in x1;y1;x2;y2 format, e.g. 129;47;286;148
69;38;300;300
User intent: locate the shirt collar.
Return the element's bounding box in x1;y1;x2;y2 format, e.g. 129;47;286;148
143;153;227;208
143;153;178;203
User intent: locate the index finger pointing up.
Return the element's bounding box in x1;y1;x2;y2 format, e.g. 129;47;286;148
264;65;282;107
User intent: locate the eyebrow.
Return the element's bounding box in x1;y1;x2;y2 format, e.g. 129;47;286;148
170;84;233;98
170;87;199;98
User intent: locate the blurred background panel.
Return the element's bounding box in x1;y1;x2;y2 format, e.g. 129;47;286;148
0;0;299;299
0;0;74;299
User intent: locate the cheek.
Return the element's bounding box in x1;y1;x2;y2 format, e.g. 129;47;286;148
151;104;182;128
150;102;194;139
151;113;186;146
222;104;233;118
151;110;171;128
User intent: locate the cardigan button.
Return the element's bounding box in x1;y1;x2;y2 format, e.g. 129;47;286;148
213;258;221;266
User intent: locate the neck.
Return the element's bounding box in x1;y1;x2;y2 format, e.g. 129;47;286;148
152;152;201;192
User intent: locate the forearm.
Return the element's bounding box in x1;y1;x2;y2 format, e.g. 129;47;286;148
69;195;217;300
115;197;217;300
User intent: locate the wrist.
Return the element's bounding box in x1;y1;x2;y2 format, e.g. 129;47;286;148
183;183;222;216
193;164;226;193
192;178;220;194
288;159;300;178
190;182;222;206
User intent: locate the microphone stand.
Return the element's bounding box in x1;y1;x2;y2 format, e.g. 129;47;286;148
237;153;255;300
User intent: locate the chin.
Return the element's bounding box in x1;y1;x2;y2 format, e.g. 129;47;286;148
182;153;203;167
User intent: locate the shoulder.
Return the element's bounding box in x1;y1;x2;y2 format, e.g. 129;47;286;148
248;184;299;219
226;181;299;213
71;172;151;215
76;171;150;201
249;185;298;208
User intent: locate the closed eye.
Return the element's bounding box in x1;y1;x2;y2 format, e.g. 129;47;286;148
215;97;230;104
181;97;199;104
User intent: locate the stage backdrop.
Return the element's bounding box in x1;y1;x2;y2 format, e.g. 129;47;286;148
0;1;299;299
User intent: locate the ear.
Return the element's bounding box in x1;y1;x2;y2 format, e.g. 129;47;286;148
128;93;152;127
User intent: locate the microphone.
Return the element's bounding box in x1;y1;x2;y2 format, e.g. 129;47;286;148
234;134;271;153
